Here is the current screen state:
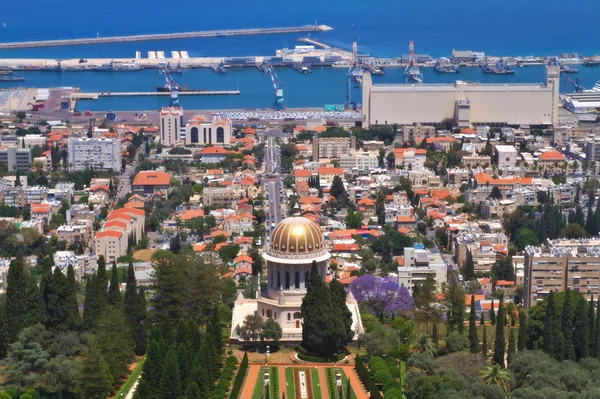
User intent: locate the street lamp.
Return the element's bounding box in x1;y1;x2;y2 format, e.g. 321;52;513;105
266;345;270;364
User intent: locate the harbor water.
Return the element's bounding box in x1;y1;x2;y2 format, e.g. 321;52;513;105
1;0;600;110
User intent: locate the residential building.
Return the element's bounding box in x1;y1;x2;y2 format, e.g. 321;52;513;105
494;145;519;168
18;135;46;148
402;125;435;143
446;168;470;187
317;167;344;185
397;245;447;293
312;136;356;161
159;106;184;147
0;147;31;171
339;151;379;172
481;199;517;219
200;147;230;163
95;230;127;263
538;150;567;172
223;213;254;235
132;171;171;196
394;148;427;170
524;239;600;308
67;138;121;171
585;136;600;162
203;187;245;207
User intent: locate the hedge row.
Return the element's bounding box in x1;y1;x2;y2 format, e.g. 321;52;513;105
354;355;382;399
296;346;346;363
229;353;249;399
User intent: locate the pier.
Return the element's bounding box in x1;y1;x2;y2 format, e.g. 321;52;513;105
0;25;333;49
71;91;241;100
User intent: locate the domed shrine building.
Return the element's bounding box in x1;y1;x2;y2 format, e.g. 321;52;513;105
230;217;363;342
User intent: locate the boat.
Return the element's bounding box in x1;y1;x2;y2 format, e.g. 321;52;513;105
480;57;514;74
434;59;459;73
560;64;579;73
584;59;600;67
156;85;205;93
91;62;144;72
585;81;600;93
0;76;24;82
0;69;12;75
370;66;385;75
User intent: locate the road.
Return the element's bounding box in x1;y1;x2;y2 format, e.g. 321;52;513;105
262;132;283;229
263;134;281;175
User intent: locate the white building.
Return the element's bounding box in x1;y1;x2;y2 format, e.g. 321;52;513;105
339;151;379;172
159;106;184;147
0;147;31;171
231;217;363;343
494;145;519;169
184;116;232;146
67;138;121;171
398;245;447;293
18;135;47;149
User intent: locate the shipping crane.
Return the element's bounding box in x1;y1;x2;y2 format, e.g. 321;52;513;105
346;41;363;110
158;66;179;107
562;71;584;92
404;41;423;84
264;63;284;110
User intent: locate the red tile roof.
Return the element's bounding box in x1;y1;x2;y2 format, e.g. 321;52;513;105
96;230;123;239
540;150;566;161
133;171;171;186
295;169;313;177
318;167;344;175
200;147;229;155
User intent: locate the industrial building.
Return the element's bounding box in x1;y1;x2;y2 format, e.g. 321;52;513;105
361;65;560;128
67;138;121;171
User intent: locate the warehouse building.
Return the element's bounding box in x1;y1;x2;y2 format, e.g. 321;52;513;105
361;65;560;129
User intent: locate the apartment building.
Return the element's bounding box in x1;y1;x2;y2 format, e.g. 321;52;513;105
397;245;447;293
203;187;245;207
312;136;356;161
132;171;171;196
0;147;31;171
159;106;184;147
524;239;600;308
94;208;145;261
401;125;435;143
67;138;121;171
339;151;379;172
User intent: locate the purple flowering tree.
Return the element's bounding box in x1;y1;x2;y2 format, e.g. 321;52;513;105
350;275;414;321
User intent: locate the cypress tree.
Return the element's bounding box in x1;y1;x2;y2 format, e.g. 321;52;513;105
25;274;46;328
96;255;108;297
595;297;600;358
469;295;478;354
518;308;527;351
108;261;122;307
133;379;151;399
46;267;68;330
160;347;182;399
594;199;600;235
574;297;589;360
490;300;496;326
556;331;565;361
482;325;488;359
464;251;475;281
0;303;9;359
6;258;29;340
432;323;439;347
75;340;113;399
124;262;147;355
301;261;346;357
586;196;596;235
66;264;81;330
83;257;108;330
480;310;485;326
493;295;505;367
544;291;557;357
507;328;516;366
142;339;166;396
329;279;353;345
184;382;202;399
562;290;575;361
589;294;596;357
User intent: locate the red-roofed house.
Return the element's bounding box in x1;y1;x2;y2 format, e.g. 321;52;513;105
538;150;567;172
294;169;313;184
396;215;416;229
473;172;533;190
234;255;253;270
235;236;253;253
95;230;127;263
200;146;230;163
132;171;171;196
332;243;359;253
317;167;344;184
224;213;254;234
357;198;376;217
31;204;52;225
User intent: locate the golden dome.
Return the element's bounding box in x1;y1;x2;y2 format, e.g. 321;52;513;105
270;217;324;255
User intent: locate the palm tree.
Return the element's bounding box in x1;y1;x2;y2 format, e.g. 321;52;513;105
480;364;511;393
412;334;437;357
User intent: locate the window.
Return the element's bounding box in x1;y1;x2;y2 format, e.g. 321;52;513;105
295;271;300;289
216;127;225;143
285;271;290;289
266;309;272;318
287;313;291;321
190;127;199;143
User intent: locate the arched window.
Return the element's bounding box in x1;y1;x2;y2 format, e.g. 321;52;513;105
190;127;199;143
287;313;291;321
216;127;225;143
304;271;309;286
266;309;272;318
293;312;301;319
285;271;290;289
295;271;300;289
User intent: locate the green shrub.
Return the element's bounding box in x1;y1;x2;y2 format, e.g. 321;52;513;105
384;387;403;398
383;380;402;393
385;357;398;368
374;369;392;384
370;362;387;376
388;366;400;379
369;356;385;368
229;352;249;399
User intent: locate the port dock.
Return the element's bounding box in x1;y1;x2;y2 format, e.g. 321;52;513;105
71;91;240;100
0;25;333;49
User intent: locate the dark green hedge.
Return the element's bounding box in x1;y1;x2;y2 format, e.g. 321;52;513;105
228;352;249;399
355;355;382;399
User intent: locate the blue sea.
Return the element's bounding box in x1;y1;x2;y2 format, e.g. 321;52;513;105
1;0;600;110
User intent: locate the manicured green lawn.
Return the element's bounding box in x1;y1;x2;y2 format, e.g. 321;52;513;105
113;356;146;398
251;368;264;399
310;368;323;399
285;367;296;399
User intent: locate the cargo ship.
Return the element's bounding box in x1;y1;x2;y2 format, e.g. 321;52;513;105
584;59;600;66
0;69;12;75
156;84;205;93
91;62;144;72
481;57;514;74
434;58;459;73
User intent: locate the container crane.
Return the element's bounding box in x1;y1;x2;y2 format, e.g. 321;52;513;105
346;41;362;110
404;41;423;84
264;63;284;110
562;71;584;92
158;66;179;107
